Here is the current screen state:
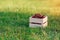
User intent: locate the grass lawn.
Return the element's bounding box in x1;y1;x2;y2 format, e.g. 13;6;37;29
0;0;60;40
0;12;60;40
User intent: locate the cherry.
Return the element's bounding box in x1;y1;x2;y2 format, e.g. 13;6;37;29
32;13;45;19
41;15;45;18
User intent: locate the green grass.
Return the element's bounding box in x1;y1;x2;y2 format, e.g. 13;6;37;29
0;0;60;40
0;12;60;40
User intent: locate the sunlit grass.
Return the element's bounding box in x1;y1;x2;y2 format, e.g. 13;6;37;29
0;11;60;40
0;0;60;40
0;0;60;16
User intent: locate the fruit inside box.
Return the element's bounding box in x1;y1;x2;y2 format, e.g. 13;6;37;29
32;14;45;19
29;13;48;27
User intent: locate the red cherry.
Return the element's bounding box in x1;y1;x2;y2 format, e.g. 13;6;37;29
32;13;45;19
35;14;42;18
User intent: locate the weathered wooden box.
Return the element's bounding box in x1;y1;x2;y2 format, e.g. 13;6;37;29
29;14;48;28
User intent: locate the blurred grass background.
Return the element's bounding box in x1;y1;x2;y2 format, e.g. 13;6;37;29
0;0;60;40
0;0;60;15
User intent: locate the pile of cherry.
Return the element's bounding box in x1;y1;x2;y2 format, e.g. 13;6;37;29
32;14;45;19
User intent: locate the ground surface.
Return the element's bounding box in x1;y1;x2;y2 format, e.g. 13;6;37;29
0;12;60;40
0;0;60;40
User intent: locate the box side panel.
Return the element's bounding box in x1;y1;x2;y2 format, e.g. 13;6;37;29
42;22;48;27
43;16;48;23
29;23;42;27
29;17;43;23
